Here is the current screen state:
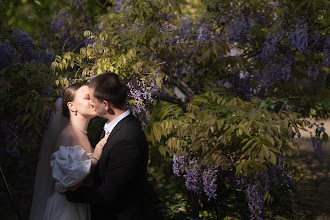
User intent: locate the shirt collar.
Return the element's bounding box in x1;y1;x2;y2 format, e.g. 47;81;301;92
103;109;130;135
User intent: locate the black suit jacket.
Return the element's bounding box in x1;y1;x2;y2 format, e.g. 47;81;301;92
66;114;149;220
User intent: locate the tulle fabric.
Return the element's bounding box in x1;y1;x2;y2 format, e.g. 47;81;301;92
43;192;91;220
30;98;92;220
51;145;92;193
43;145;92;220
30;98;69;220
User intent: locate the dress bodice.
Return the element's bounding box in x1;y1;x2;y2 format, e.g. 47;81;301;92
50;145;92;193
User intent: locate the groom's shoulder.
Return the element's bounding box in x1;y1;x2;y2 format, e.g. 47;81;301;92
120;114;144;132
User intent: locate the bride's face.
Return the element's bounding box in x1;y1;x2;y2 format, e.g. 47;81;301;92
71;85;98;118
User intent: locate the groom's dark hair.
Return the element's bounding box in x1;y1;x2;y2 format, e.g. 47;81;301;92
89;72;128;109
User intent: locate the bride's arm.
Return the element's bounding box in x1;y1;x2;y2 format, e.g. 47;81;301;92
91;133;110;167
68;134;109;191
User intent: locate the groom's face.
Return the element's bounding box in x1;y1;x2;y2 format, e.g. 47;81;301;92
89;87;107;116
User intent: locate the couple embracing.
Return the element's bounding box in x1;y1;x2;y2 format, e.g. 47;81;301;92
30;72;149;220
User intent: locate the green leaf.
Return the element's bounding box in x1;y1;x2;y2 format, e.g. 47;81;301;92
262;144;270;158
31;101;37;115
25;103;31;112
156;76;163;88
152;124;162;142
236;161;245;175
22;114;29;124
269;151;277;165
159;146;166;157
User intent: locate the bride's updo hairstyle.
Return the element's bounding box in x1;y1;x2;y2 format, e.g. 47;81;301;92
62;83;84;119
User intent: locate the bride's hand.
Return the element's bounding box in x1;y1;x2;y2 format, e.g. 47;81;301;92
93;134;110;162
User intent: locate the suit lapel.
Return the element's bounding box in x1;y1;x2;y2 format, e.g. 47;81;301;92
97;114;134;179
107;114;133;140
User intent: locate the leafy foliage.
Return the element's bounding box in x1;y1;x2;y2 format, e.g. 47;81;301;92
0;25;57;158
151;90;310;218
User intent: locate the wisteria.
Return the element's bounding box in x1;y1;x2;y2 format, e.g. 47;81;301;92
172;155;220;200
288;20;308;54
127;74;162;124
324;35;330;68
0;30;54;69
15;0;329;219
202;167;218;201
261;63;282;86
0;40;17;70
307;66;320;81
308;31;326;53
12;30;35;60
260;34;278;63
246;182;264;220
226;13;249;43
114;0;124;12
69;0;85;10
172;154;186;177
50;9;73;42
197;23;211;43
0;26;56;160
280;48;295;82
179;16;193;38
184;159;202;195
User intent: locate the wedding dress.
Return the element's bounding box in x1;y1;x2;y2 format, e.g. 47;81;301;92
43;145;92;220
30;98;91;220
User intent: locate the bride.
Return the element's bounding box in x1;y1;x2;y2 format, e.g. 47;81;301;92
29;83;109;220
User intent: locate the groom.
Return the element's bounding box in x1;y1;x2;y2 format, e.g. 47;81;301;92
66;72;149;220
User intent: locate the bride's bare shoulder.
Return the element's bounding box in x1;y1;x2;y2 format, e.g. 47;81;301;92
56;126;75;147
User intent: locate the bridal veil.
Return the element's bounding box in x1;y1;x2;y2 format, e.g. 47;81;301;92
29;98;68;220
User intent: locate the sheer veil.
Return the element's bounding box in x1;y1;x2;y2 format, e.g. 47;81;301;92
29;98;69;220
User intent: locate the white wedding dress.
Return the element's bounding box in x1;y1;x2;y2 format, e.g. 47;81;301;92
30;99;93;220
43;145;92;220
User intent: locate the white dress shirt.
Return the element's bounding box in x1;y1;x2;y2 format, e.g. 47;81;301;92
103;109;130;135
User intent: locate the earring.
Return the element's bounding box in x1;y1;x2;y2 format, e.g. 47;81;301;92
75;111;77;116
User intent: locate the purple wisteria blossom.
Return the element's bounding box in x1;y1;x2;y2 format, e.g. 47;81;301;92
281;49;295;82
202;167;218;200
261;48;294;86
51;9;74;42
69;0;85;10
184;159;202;195
12;30;35;60
127;74;162;124
307;66;320;81
0;40;17;70
324;35;330;68
179;16;193;37
114;0;124;12
308;31;326;54
261;34;278;63
172;154;186;177
246;182;264;220
227;13;249;43
197;23;211;43
277;164;293;193
261;63;282;86
288;20;308;54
